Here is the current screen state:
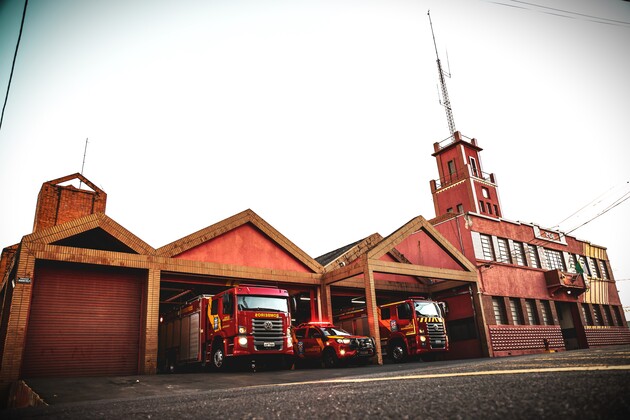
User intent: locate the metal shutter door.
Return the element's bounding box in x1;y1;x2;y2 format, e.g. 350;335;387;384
22;261;143;378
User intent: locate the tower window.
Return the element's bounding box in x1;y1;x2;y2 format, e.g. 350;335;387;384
447;160;456;176
486;202;492;214
479;201;485;213
494;205;500;217
469;156;479;177
457;204;464;213
482;187;489;199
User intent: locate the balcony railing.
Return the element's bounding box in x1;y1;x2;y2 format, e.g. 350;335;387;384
431;165;496;190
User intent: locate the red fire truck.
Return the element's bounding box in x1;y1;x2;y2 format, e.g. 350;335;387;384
335;297;448;362
159;285;294;371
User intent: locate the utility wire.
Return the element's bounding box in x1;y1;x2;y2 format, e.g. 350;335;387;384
565;191;630;235
485;0;630;27
0;0;29;133
552;181;630;229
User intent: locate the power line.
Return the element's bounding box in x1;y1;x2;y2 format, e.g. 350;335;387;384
0;0;29;133
485;0;630;28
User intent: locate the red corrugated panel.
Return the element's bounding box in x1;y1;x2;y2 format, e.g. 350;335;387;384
22;261;144;378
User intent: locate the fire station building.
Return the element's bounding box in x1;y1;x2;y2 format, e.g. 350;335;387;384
1;130;629;402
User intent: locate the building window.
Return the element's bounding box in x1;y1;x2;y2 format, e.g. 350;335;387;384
589;258;601;278
603;306;613;326
612;306;624;326
599;261;609;280
525;300;539;325
481;187;489;199
470;156;479;177
457;204;464;213
479;201;486;213
448;160;456;176
528;245;541;269
447;207;453;213
496;238;511;264
486;202;492;214
492;297;508;325
509;299;524;325
578;255;590;276
582;304;593;326
513;241;526;266
494;204;500;217
540;300;553;325
480;234;495;261
544;248;566;271
593;305;603;326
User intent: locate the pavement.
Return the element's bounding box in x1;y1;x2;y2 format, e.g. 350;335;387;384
15;345;630;407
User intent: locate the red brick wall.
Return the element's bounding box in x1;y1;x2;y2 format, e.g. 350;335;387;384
32;183;106;232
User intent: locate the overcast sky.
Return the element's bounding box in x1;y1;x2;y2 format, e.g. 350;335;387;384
1;0;629;314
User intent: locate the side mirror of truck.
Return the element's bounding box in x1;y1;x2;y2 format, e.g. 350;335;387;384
439;302;448;316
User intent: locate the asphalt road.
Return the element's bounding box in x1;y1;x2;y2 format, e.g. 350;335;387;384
4;345;630;419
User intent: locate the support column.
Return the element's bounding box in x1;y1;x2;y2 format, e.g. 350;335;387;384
469;283;491;358
0;246;36;402
141;268;160;374
363;255;383;365
320;282;333;323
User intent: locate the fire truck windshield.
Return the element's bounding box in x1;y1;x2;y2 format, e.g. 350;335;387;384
237;295;289;313
414;301;441;317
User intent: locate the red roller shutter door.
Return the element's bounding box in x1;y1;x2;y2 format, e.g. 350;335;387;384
22;261;144;378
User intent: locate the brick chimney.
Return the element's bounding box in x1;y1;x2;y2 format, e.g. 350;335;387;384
32;173;107;232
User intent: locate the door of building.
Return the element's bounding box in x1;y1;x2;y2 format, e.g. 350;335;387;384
555;301;587;350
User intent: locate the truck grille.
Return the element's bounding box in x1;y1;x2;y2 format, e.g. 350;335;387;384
252;318;284;351
427;322;447;349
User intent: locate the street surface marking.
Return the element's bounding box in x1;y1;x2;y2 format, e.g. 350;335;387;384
272;365;630;388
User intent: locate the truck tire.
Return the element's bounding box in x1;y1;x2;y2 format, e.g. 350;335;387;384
389;341;407;363
212;345;227;371
323;348;339;368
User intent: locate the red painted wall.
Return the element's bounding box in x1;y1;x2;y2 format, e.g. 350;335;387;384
175;223;312;272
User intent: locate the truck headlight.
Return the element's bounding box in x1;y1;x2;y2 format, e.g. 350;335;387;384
420;335;427;342
336;338;351;344
238;326;247;334
238;336;248;347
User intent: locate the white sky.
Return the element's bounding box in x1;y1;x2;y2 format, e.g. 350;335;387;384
1;0;629;314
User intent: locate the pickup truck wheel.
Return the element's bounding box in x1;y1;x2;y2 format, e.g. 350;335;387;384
323;349;339;368
212;346;227;371
389;341;407;363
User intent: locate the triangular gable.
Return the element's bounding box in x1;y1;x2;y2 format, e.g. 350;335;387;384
368;215;477;274
45;173;105;195
157;209;323;273
22;213;154;255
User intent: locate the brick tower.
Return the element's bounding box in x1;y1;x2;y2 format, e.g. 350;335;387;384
32;173;106;232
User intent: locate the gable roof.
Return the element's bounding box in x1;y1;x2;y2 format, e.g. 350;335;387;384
157;209;324;273
22;213;154;255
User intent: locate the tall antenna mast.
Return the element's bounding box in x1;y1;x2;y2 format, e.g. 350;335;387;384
80;138;88;189
428;11;457;136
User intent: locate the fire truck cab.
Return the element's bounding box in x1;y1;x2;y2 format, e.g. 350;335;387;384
159;285;294;372
293;322;375;368
335;297;448;363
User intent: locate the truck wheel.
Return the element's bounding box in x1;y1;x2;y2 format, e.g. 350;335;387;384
323;349;339;368
389;341;407;363
212;346;227;371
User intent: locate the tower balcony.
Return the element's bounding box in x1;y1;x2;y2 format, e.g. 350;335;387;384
431;166;497;192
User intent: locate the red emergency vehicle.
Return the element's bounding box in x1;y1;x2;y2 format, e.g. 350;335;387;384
335;297;448;362
159;285;294;371
293;322;375;368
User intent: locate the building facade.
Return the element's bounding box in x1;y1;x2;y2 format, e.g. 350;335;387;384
428;131;630;356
